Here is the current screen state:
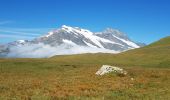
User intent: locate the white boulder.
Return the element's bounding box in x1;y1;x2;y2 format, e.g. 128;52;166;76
95;65;127;76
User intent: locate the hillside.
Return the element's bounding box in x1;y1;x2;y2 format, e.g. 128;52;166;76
147;36;170;47
51;36;170;67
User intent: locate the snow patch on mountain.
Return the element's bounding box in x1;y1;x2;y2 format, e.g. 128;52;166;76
111;35;139;48
63;39;77;46
17;40;26;44
46;31;54;37
84;41;98;48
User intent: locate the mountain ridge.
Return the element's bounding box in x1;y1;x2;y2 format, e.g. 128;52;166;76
0;25;143;58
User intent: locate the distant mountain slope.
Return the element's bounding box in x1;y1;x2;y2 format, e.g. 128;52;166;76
0;25;142;58
51;36;170;67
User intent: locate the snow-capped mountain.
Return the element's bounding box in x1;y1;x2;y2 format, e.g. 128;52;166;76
0;25;144;58
33;25;140;50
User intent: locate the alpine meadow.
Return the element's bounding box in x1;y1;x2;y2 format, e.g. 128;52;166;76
0;0;170;100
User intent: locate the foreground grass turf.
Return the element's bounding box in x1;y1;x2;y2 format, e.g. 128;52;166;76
0;59;170;100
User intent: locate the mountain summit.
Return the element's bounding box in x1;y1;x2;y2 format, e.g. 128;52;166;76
33;25;140;50
0;25;143;58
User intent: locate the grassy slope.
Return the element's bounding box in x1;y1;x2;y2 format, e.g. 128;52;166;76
51;36;170;68
0;36;170;99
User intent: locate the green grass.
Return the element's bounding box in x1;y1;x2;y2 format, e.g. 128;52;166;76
148;36;170;47
51;36;170;68
0;36;170;99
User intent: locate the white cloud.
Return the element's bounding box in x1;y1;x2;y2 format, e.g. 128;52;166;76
0;29;41;36
0;27;56;43
6;43;118;58
0;21;13;25
0;34;35;39
0;27;55;33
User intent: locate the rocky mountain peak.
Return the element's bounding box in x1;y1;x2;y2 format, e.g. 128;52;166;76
0;25;143;58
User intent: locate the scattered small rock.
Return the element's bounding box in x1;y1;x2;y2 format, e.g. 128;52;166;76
131;78;134;81
95;65;127;76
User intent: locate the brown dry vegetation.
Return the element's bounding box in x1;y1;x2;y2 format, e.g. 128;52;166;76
0;59;170;100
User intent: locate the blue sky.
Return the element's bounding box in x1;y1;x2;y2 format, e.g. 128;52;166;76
0;0;170;44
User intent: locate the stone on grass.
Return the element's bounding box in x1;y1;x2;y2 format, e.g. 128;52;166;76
95;65;127;76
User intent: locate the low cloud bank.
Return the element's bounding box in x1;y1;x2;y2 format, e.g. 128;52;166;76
6;43;119;58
